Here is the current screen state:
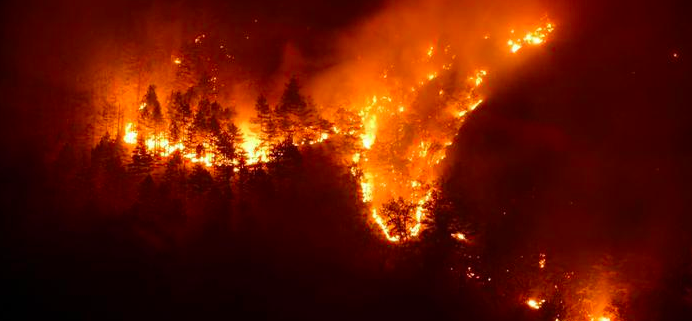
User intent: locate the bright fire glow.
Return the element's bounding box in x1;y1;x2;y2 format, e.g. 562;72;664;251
451;232;467;241
526;298;545;310
507;21;554;54
123;122;137;144
539;253;546;269
354;20;555;243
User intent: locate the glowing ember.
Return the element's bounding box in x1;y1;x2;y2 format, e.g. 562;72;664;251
451;232;467;241
539;253;546;269
526;298;545;310
507;21;554;54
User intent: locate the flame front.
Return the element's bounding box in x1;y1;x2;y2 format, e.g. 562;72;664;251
507;21;554;53
351;20;554;243
117;18;555;244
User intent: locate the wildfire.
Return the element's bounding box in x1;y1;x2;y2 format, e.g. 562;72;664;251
472;69;487;86
353;19;555;243
539;253;546;269
122;120;265;168
355;63;490;242
360;96;378;149
115;17;556;244
123;122;138;144
526;298;545;310
507;21;555;53
451;232;468;242
240;125;270;165
97;12;642;321
372;209;400;242
361;173;374;203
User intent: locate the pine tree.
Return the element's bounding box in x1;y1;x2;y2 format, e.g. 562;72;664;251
252;94;277;145
169;121;181;142
268;137;302;177
129;136;154;176
227;123;248;171
227;123;244;155
276;76;309;134
168;90;192;141
138;174;158;203
90;133;125;191
214;130;234;164
193;98;211;133
160;150;186;199
209;114;221;136
140;85;163;130
188;164;214;194
162;150;185;185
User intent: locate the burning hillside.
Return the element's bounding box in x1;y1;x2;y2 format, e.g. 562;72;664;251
116;18;555;243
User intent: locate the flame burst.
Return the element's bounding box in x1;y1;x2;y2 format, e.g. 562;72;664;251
526;298;545;310
507;21;555;53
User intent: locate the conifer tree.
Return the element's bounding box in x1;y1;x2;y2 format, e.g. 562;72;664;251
276;76;309;134
188;164;214;194
168;90;192;141
129;136;154;176
140;85;163;130
252;94;277;145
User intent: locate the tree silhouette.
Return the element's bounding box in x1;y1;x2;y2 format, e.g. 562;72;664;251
161;150;186;197
276;76;312;135
268;137;302;177
193;98;212;135
381;197;416;242
129;136;154;176
252;94;277;147
188;164;214;194
140;85;164;131
168;90;192;141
